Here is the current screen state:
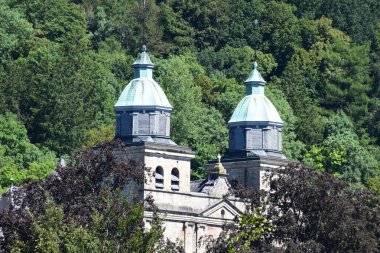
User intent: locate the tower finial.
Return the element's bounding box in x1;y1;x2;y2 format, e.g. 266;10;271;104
212;154;226;175
253;19;259;61
141;0;147;46
142;44;147;52
254;62;258;70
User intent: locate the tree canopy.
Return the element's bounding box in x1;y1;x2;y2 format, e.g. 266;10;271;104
0;0;379;191
207;164;380;253
0;140;182;252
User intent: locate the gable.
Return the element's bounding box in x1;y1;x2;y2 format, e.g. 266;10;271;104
199;199;242;220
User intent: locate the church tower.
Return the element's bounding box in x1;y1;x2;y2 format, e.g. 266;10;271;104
114;47;245;253
208;62;289;190
114;46;195;193
228;62;285;158
115;45;175;145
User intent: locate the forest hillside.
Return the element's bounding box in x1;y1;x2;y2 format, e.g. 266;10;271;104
0;0;379;195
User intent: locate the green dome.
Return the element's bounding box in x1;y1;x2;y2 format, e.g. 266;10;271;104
115;46;172;110
115;78;172;109
228;62;283;125
228;94;283;124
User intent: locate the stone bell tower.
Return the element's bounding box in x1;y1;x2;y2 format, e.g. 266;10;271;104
114;46;195;193
228;62;284;158
208;62;289;190
114;46;247;253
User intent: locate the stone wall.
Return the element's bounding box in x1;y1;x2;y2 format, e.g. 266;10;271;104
144;189;246;253
144;152;192;193
206;156;288;190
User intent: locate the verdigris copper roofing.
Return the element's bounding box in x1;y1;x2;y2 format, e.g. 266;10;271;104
114;46;172;110
132;45;154;66
227;62;285;157
228;62;283;125
114;46;175;145
229;95;283;124
114;79;172;109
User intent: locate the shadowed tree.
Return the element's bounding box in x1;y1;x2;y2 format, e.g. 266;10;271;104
0;140;183;252
206;164;380;253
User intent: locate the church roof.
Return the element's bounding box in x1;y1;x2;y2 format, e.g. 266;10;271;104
229;94;283;124
245;62;266;84
228;62;283;125
114;46;172;110
114;78;172;109
133;45;154;66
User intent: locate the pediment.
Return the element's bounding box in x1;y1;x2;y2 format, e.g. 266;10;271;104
199;199;242;220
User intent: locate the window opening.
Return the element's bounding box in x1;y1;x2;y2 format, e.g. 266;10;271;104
155;166;164;189
171;168;179;191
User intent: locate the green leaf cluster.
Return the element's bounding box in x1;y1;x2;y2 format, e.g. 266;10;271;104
0;113;56;194
12;195;166;253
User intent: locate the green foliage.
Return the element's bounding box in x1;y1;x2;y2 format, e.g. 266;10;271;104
266;86;305;160
156;54;228;177
278;17;375;148
368;173;380;198
0;0;378;190
2;141;180;252
0;0;33;68
3;40;116;154
304;112;379;187
198;47;278;83
160;3;195;54
84;125;115;148
0;113;56;194
260;1;301;72
208;165;380;252
283;0;380;42
225;209;272;253
77;0;166;55
12;195;166;253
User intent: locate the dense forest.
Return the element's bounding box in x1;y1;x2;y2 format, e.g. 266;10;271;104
0;0;379;195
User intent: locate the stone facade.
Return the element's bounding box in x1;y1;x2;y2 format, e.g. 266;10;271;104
120;142;243;251
118;141;288;253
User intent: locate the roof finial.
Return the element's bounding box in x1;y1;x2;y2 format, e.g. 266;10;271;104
253;19;259;61
141;0;147;46
142;44;147;52
245;61;265;85
211;154;227;175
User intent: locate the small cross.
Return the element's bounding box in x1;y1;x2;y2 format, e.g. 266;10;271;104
217;154;221;163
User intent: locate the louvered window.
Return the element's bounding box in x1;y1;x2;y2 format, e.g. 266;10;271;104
155;166;164;189
171;168;179;191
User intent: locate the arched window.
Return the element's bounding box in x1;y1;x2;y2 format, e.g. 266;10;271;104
155;166;164;189
171;168;179;191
